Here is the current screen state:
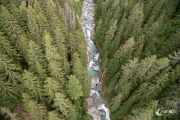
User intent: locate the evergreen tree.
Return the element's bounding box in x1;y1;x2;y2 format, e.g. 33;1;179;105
105;37;134;84
44;31;65;83
133;35;145;58
26;40;46;71
48;111;64;120
23;94;47;120
0;6;27;54
66;75;83;100
23;70;44;101
72;52;90;96
27;6;41;43
0;54;21;85
0;32;19;59
35;61;47;81
130;101;158;120
110;93;122;112
52;92;70;117
169;50;180;66
123;3;144;39
44;77;61;102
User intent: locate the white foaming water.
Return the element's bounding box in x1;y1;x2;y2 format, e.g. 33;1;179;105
97;104;110;120
82;0;111;119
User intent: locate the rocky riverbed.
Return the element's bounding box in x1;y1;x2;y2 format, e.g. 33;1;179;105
81;0;110;120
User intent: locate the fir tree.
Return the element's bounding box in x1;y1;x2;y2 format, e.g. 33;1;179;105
23;94;47;120
44;77;61;102
23;70;44;101
52;92;70;117
26;40;46;71
48;111;64;120
66;75;83;100
0;54;21;85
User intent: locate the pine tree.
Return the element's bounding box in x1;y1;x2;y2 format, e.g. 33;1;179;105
169;50;180;66
72;52;90;96
18;1;28;32
27;6;41;43
106;37;134;83
130;101;158;120
44;31;65;83
0;54;21;85
141;68;170;102
23;70;44;101
117;58;139;97
109;15;127;54
133;35;145;58
48;111;64;120
144;57;169;81
52;92;70;117
26;40;46;71
110;93;122;112
105;71;120;97
0;32;19;59
44;0;56;21
0;80;18;108
112;83;148;119
54;27;66;57
53;27;70;75
23;94;47;120
72;52;84;82
66;105;78;120
0;6;27;54
35;61;47;81
123;3;143;39
136;55;157;80
74;30;87;67
66;75;83;100
150;0;165;21
44;77;61;102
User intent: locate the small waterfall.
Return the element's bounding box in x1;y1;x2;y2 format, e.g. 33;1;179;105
81;0;111;120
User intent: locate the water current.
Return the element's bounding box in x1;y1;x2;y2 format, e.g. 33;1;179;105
81;0;111;120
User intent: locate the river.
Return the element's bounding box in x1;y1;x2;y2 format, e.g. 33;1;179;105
81;0;111;120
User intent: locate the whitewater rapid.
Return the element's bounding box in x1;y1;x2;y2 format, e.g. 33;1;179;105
81;0;110;120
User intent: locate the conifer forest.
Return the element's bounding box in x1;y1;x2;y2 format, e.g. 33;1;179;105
0;0;180;120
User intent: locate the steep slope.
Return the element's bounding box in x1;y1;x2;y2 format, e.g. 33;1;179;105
93;0;180;120
0;0;92;120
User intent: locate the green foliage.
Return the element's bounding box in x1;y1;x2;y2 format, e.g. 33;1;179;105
0;0;88;120
26;40;46;71
23;96;47;120
52;92;71;117
44;77;61;102
48;111;64;120
66;75;83;100
0;54;21;85
110;93;122;112
130;101;158;120
23;70;44;101
0;32;19;59
72;52;90;96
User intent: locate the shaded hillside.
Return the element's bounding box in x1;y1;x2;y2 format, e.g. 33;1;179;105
0;0;92;120
94;0;180;119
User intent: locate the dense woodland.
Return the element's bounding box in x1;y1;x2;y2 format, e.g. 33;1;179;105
0;0;93;120
1;0;180;120
94;0;180;119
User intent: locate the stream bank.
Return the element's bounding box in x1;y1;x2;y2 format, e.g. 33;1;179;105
81;0;110;120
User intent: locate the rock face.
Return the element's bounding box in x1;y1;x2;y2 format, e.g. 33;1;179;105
81;0;111;120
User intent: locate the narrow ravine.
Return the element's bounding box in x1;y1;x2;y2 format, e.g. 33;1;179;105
81;0;110;120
